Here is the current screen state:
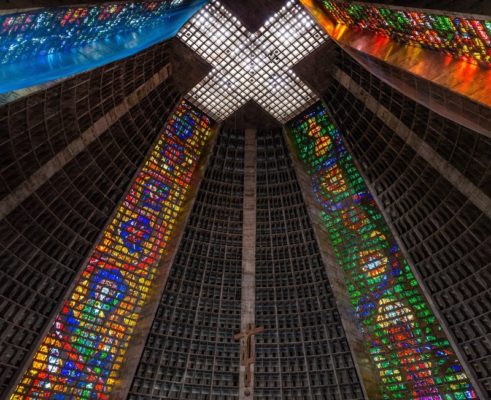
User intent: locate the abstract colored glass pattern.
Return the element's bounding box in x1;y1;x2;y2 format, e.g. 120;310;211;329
0;0;206;93
11;100;213;399
303;0;491;67
288;103;477;399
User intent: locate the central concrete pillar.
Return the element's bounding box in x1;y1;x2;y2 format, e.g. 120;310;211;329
239;128;257;399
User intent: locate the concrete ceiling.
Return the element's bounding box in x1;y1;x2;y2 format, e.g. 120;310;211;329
293;41;337;96
222;100;282;130
219;0;286;32
168;38;212;95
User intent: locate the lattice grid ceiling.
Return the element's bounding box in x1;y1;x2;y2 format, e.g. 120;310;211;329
177;0;328;123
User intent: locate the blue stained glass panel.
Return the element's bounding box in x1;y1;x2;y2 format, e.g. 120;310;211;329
0;0;207;93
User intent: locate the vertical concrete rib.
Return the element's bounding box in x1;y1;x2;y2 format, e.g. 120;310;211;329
239;128;257;399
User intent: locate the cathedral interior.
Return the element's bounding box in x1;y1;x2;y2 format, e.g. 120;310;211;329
0;0;490;399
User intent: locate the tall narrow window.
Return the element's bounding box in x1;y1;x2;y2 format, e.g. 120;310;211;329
288;103;476;399
12;100;213;399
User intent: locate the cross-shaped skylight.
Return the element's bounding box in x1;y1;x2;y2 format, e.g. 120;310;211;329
177;0;328;123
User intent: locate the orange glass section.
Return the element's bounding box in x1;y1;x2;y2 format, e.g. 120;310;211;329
301;0;491;109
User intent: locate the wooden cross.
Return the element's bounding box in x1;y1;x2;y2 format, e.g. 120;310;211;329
234;323;264;391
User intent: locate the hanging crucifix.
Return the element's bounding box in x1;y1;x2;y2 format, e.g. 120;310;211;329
234;323;264;395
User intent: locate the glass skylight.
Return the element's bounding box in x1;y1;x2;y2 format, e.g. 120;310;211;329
177;0;328;122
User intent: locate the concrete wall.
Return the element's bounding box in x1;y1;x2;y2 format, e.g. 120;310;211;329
319;46;491;398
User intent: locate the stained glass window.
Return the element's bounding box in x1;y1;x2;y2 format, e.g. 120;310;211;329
288;103;477;399
11;100;213;399
0;0;206;92
303;0;491;68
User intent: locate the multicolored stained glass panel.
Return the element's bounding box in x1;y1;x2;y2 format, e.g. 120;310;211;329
11;100;213;399
288;103;477;399
0;0;206;92
306;0;491;67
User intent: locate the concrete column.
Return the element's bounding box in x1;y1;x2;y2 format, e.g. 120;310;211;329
239;128;257;399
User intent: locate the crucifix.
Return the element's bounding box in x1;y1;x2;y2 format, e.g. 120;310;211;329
234;323;265;395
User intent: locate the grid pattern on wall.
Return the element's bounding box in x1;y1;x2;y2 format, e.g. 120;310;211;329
254;128;363;399
0;41;181;398
333;51;491;198
288;103;477;399
322;49;491;397
10;100;213;399
309;0;491;67
128;128;244;400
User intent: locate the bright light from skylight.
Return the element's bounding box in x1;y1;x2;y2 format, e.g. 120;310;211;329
177;0;328;123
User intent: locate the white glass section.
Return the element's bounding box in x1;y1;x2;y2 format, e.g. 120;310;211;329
177;0;328;122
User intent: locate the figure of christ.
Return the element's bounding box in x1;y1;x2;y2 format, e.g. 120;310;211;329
234;324;265;391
